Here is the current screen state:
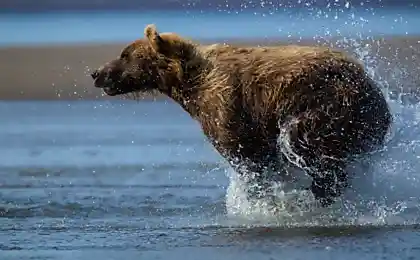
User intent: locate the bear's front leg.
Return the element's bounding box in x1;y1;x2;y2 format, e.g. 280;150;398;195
239;162;274;200
232;153;282;201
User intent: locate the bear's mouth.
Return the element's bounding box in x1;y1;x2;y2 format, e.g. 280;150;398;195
94;76;141;97
102;86;136;96
103;86;120;96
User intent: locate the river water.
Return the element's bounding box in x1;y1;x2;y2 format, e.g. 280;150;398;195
1;90;420;260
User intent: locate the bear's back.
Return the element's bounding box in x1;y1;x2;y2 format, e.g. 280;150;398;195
198;44;364;118
202;44;362;90
205;44;353;70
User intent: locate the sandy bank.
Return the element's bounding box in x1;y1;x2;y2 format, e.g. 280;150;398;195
1;36;419;101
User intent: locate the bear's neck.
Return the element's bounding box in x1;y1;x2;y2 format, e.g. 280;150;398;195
164;80;201;119
160;53;210;119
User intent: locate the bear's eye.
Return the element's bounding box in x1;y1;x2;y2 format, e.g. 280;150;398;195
120;52;130;60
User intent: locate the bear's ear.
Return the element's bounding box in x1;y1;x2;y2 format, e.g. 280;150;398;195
144;24;190;59
144;24;164;53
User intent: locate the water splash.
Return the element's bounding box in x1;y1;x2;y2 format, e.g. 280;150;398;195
224;36;420;228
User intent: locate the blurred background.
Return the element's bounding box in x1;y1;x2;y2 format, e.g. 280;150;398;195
2;2;420;259
0;0;419;100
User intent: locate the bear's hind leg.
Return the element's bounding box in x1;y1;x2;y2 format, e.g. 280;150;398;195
278;114;349;207
308;158;349;207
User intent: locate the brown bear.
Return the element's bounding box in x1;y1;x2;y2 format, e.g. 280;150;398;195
91;24;392;207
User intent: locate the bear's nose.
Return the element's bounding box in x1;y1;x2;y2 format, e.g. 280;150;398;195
91;70;99;80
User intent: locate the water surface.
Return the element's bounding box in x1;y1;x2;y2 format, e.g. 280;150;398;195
1;96;420;260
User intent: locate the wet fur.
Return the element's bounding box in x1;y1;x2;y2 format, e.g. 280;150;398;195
92;24;392;207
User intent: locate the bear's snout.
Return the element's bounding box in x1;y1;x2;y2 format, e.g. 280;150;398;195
91;66;109;89
90;61;128;96
91;63;118;89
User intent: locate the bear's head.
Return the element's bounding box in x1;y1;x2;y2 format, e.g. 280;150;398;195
91;24;196;96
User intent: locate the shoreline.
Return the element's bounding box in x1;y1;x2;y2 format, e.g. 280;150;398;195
1;35;419;101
